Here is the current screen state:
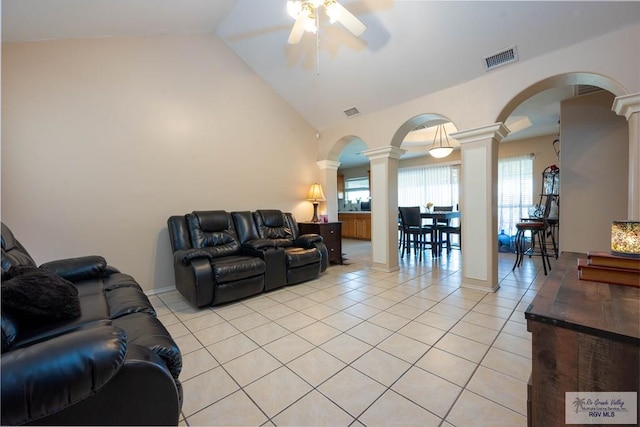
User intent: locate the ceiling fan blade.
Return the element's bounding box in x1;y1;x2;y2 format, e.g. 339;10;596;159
334;2;366;37
288;14;306;44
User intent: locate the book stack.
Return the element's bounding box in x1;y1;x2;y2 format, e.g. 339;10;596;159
577;251;640;288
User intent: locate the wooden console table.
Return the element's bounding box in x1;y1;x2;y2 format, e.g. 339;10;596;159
525;252;639;426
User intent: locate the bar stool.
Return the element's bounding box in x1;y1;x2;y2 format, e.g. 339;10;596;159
512;220;551;275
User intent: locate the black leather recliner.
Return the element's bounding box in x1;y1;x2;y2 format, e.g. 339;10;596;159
1;223;182;426
167;210;266;307
248;210;328;285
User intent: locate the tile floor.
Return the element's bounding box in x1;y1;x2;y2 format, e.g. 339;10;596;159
149;239;554;426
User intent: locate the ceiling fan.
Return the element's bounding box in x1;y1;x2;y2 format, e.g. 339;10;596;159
286;0;366;44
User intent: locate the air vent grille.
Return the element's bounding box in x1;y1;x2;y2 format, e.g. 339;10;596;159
344;107;360;117
483;46;518;71
576;85;603;96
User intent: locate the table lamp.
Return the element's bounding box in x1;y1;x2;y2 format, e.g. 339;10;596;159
306;183;326;223
611;220;640;258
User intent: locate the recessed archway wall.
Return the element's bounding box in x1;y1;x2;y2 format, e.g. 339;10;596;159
316;24;640;289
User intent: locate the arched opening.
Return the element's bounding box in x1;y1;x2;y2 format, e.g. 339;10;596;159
393;115;463;265
496;72;629;258
324;135;373;263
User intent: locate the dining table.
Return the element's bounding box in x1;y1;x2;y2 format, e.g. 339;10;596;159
421;211;461;257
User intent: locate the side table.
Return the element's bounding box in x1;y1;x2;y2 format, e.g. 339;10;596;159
298;222;343;265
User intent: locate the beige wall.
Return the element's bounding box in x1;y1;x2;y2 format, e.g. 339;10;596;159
1;34;318;292
318;24;640;156
560;91;628;252
1;24;637;293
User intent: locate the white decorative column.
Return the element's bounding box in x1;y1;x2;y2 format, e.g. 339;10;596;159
612;93;640;220
451;123;509;292
362;146;405;272
317;160;341;222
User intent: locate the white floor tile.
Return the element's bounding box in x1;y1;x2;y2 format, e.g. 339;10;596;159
415;347;478;387
181;366;239;417
446;390;527;427
320;333;373;364
392;366;462;418
272;390;355;426
359;390;442;427
243;367;313;418
351;348;411;386
287;347;346;386
222;348;282;387
205;332;259;365
186;390;268;426
318;366;387;418
156;245;544;426
466;366;528;416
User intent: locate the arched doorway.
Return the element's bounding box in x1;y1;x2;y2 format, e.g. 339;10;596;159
328;114;462;271
337;138;372;263
496;73;630;254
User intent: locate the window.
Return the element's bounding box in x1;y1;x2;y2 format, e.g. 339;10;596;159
344;177;370;203
398;164;459;208
498;154;534;236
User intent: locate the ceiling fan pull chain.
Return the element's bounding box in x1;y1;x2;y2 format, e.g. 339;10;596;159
316;13;320;76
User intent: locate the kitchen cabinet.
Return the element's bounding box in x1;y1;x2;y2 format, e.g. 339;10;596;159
337;174;345;199
338;213;371;240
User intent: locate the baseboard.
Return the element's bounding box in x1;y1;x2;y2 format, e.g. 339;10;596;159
145;285;175;296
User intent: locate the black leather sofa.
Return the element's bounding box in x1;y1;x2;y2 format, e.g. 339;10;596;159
1;223;183;426
237;210;328;285
167;210;328;307
167;211;267;308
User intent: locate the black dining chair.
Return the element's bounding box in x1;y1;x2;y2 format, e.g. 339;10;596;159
398;206;433;261
398;211;404;250
432;206;461;254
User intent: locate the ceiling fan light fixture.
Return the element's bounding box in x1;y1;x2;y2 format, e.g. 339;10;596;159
287;0;366;44
428;124;454;158
303;11;317;33
324;0;342;23
287;0;302;18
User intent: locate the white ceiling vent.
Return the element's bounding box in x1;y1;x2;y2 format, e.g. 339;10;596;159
344;107;360;118
483;46;518;71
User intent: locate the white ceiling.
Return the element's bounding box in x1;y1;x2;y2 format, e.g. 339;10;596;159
3;0;640;167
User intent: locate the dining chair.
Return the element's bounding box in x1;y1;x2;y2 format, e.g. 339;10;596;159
398;211;404;250
432;206;461;254
398;206;432;261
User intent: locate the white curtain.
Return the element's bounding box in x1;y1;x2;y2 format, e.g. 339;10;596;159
398;165;458;209
498;154;534;236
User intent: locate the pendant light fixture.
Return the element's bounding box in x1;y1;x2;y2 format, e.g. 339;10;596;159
429;124;454;158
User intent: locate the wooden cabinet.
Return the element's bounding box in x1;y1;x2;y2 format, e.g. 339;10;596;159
337;174;345;199
338;213;371;240
298;222;343;264
525;252;639;427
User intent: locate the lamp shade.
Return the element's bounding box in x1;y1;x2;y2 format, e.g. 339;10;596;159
306;183;326;201
611;220;640;258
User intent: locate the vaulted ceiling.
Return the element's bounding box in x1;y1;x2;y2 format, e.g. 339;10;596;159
3;0;640;166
